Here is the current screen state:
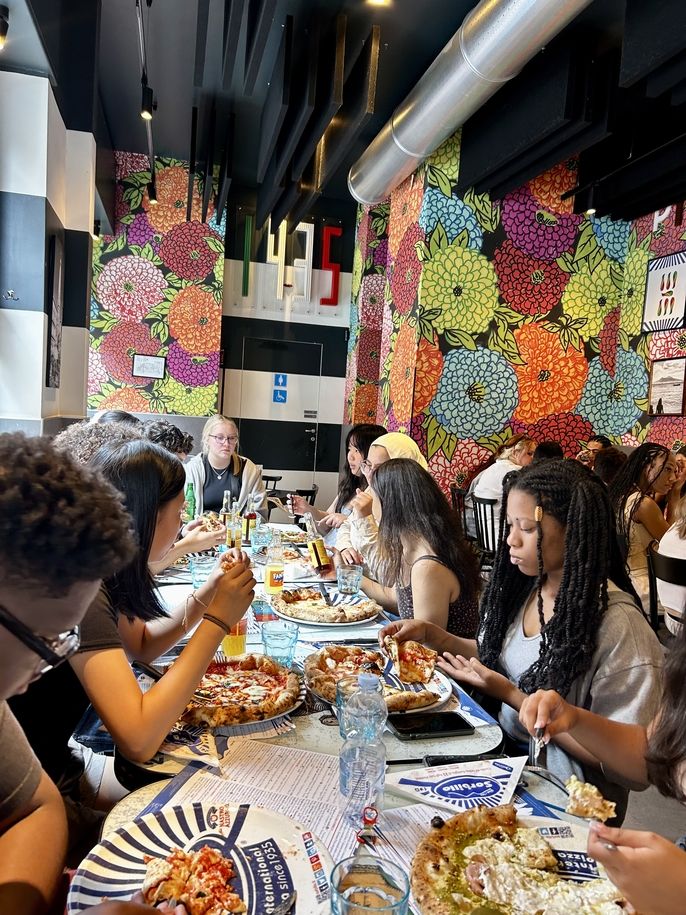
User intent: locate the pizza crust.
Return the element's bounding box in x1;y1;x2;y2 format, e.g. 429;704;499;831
181;654;301;727
565;775;616;822
272;588;381;624
384;636;437;684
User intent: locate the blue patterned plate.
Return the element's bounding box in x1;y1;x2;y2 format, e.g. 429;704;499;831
67;802;332;913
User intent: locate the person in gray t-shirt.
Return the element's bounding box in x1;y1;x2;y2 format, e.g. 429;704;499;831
380;458;663;824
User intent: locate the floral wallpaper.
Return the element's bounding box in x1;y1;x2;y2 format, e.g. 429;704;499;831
88;152;225;415
346;134;686;494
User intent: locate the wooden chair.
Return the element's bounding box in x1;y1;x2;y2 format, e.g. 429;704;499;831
471;495;498;567
647;541;686;633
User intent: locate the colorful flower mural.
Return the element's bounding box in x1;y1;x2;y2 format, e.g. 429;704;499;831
346;144;686;495
89;155;223;415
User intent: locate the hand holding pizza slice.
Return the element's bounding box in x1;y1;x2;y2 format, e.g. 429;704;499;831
383;635;437;684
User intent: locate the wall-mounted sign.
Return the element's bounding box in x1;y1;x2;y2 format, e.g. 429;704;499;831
132;353;166;379
259;218;342;306
642;250;686;332
273;388;288;404
274;373;288;388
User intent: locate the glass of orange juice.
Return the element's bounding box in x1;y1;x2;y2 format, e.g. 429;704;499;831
221;617;247;657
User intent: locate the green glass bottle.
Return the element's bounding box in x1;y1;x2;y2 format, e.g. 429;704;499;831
183;482;196;522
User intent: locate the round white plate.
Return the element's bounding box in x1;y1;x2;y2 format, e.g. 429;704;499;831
67;802;333;913
273;604;380;628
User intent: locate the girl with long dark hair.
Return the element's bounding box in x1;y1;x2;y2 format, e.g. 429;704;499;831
290;423;386;545
11;440;255;838
380;459;663;821
609;442;681;612
355;459;480;637
519;582;686;914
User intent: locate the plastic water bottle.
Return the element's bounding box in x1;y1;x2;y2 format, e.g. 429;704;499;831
339;673;387;826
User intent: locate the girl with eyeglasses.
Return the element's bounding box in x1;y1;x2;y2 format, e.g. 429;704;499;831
184;415;267;517
10;440;255;849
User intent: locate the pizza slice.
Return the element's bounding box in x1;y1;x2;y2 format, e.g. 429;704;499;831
565;774;616;822
383;684;438;712
384;635;437;684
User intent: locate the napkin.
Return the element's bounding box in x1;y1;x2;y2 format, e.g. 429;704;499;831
386;756;527;813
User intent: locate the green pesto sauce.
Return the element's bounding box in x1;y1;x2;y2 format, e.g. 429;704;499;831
436;831;509;915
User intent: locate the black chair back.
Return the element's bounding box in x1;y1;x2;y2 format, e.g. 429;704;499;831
450;484;474;541
647;541;686;633
471;495;498;565
266;484;319;520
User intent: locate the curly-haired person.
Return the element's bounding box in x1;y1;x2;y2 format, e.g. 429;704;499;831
0;433;137;915
380;459;663;823
141;419;193;460
52;419;141;464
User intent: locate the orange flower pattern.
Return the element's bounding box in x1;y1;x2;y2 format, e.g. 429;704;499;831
388;322;418;426
169;286;222;354
412;337;444;414
513;324;588;424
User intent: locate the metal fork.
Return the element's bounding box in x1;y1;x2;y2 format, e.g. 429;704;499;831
271;890;297;914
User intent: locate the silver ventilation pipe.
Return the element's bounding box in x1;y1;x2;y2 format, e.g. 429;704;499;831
348;0;594;205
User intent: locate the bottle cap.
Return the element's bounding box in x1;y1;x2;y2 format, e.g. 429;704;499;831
358;673;380;690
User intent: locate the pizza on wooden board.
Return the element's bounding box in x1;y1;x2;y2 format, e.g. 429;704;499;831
272;587;381;623
410;804;629;915
384;636;437;684
303;645;439;712
181;654;301;727
143;845;246;914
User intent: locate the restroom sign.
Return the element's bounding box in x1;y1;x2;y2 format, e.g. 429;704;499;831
274;373;287;388
273;389;287;404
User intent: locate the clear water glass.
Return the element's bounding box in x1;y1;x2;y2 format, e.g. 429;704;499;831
330;855;410;914
337;564;363;595
260;620;299;668
251;524;274;551
189;555;216;589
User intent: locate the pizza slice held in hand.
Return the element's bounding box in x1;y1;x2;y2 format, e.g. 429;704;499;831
565;774;616;822
384;636;437;684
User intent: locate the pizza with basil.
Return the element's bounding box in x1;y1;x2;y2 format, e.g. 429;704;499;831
384;636;437;684
272;587;380;623
142;845;246;914
303;645;439;712
181;654;301;728
411;804;628;915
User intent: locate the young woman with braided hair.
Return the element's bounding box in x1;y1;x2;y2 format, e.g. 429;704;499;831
380;459;663;822
609;442;682;613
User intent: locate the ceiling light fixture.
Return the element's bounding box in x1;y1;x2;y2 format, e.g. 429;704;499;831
141;82;154;120
148;176;158;205
91;219;101;241
367;0;391;6
585;207;597;216
0;5;9;51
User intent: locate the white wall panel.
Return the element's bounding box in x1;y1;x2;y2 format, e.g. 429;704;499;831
65;132;96;232
0;73;48;197
0;310;45;417
46;86;67;224
223;369;345;425
51;326;88;417
223;259;351;328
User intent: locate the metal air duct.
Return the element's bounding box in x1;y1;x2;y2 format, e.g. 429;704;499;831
348;0;594;205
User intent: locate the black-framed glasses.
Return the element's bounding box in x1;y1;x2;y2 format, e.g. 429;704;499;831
209;434;238;444
0;603;80;674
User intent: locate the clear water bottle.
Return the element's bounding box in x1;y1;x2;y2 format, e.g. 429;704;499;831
339;673;387;826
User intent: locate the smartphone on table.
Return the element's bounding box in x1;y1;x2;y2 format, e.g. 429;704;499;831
386;711;475;741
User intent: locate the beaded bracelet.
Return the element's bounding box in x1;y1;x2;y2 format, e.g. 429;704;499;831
202;612;230;635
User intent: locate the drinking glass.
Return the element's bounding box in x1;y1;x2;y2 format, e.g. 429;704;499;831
330;855;410;914
260;620;299;667
189;555;216;589
251;524;273;551
337;564;363;595
221;618;247;657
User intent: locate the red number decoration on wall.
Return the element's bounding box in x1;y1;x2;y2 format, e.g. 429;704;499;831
320;225;343;305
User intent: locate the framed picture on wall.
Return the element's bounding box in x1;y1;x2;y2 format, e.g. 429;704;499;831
648;357;686;416
642;249;686;332
132;353;166;379
45;234;64;388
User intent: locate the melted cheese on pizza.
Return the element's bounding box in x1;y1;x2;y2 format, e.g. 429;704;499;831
142;846;246;915
565;775;616;822
464;826;558;870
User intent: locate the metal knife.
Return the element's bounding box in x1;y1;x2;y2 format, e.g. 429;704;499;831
318;583;333;606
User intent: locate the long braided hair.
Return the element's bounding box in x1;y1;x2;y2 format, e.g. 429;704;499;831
478;459;638;697
609;442;671;543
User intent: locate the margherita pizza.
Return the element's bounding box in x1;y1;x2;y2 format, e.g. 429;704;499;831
198;511;224;532
411;804;628;915
254;545;304;562
143;846;246;914
384;636;437;684
272;587;381;624
303;645;439;712
278;529;308;544
181;654;301;728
